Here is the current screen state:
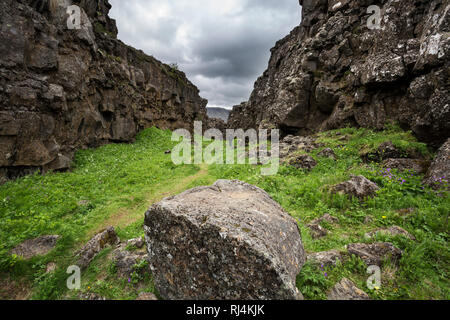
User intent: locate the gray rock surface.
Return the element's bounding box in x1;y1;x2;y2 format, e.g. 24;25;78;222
424;138;450;190
76;227;120;269
228;0;449;146
307;250;345;267
112;243;148;278
0;0;211;183
365;226;416;241
10;235;60;259
144;179;306;300
287;154;318;171
347;242;403;266
327;278;370;300
382;159;430;174
331;175;379;200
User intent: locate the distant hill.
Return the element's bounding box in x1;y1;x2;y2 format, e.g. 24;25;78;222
207;107;231;123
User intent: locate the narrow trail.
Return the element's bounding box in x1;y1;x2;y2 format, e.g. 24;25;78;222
92;164;210;235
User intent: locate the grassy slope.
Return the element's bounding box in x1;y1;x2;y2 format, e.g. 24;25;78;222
0;126;448;300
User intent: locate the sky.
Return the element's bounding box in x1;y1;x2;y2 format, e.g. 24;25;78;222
109;0;301;110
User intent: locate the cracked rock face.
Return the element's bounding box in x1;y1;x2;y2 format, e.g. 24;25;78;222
0;0;209;183
76;226;120;269
10;235;60;259
144;180;306;300
228;0;449;146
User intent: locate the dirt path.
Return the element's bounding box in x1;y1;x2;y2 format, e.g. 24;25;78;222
92;164;210;234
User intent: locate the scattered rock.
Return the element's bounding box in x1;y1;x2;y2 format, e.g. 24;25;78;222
310;213;339;225
331;175;379;200
127;237;145;249
307;223;328;239
228;1;449;147
10;235;60;259
382;159;430;174
46;262;57;273
307;250;345;266
364;216;373;224
327;278;370;300
136;292;158;300
112;244;148;278
287;154;317;170
317;148;337;160
76;227;120;269
347;242;403;266
79;293;107;301
361;142;406;163
424;138;449;190
144;179;306;300
365;226;416;241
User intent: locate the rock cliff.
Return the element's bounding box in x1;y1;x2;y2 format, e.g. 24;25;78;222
228;0;449;147
0;0;208;182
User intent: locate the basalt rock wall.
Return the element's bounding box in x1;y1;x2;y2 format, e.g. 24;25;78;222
228;0;449;146
0;0;208;183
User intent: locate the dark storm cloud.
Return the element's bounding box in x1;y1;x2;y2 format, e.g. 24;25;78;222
109;0;301;109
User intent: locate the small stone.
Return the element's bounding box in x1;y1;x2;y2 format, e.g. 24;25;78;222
331;175;379;200
310;213;339;225
307;250;345;266
307;223;328;239
317;148;337;160
287;154;317;170
365;226;416;241
327;278;370;300
347;242;403;266
113;244;148;278
10;235;60;259
144;179;306;300
382;158;430;174
136;292;158;300
127;237;145;249
46;262;57;273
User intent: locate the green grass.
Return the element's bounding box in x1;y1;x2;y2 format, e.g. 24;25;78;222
0;126;448;300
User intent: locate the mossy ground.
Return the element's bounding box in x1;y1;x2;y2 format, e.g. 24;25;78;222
0;126;448;300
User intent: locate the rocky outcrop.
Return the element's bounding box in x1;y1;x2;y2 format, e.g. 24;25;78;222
327;278;370;300
144;179;306;300
364;226;416;241
424;138;450;190
0;0;208;182
307;250;346;266
228;0;449;147
76;226;119;269
10;235;60;259
347;242;403;266
331;175;379;200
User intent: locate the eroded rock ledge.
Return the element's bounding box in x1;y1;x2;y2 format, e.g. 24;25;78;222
228;0;449;147
0;0;209;183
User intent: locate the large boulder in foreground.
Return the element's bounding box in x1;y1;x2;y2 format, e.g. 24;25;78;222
144;180;306;300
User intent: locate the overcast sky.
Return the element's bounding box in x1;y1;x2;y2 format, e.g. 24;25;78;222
109;0;301;109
